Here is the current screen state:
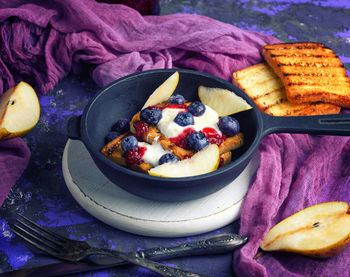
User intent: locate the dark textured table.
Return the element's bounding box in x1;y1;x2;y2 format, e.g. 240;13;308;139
0;1;349;276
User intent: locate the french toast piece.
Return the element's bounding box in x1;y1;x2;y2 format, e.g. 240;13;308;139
232;63;341;116
130;102;244;160
262;42;350;108
220;151;231;168
101;132;153;173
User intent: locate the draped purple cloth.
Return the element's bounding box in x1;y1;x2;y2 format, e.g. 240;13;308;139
0;1;349;276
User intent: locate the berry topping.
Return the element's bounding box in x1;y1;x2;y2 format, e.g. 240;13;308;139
186;131;209;151
174;112;194;127
159;153;179;165
133;121;149;140
140;107;162;125
202;127;225;146
219;157;225;168
188;101;206;116
170;127;195;149
104;131;120;144
111;118;129;134
218;116;240;136
121;135;138;152
124;146;147;166
169;94;185;104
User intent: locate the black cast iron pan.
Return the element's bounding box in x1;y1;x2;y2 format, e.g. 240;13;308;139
67;69;350;202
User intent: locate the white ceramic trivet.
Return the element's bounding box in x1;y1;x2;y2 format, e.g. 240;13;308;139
62;139;259;237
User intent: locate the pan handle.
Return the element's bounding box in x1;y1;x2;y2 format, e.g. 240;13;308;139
261;112;350;137
67;115;82;140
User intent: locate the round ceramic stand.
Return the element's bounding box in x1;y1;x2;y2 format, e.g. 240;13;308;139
62;139;259;238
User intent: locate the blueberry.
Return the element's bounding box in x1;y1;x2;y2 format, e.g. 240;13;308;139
111;118;129;133
188;101;206;116
174;112;194;127
186;131;209;151
121;136;138;152
169;94;185;104
159;153;179;165
218;116;240;136
140;107;162;125
104;131;120;144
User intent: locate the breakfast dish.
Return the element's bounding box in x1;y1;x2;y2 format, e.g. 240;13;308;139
261;42;350;108
101;73;246;177
101;97;243;174
232;63;341;116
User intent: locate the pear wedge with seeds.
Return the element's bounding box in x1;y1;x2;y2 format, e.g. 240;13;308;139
260;201;350;258
0;82;40;139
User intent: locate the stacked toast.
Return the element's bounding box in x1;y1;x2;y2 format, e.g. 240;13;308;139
232;42;350;116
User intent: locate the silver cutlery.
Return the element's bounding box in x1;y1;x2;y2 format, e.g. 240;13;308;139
8;214;247;276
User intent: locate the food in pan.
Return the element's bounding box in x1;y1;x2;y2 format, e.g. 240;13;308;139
232;63;341;116
141;71;179;110
261;42;350;109
0;81;40;139
260;201;350;258
149;144;221;177
198;85;252;116
101;72;247;177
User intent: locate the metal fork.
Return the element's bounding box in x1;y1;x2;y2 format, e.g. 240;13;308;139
9;214;207;277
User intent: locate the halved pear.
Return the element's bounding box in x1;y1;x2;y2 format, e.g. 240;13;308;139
142;71;179;110
0;82;40;139
260;201;350;258
149;144;220;178
198;86;252;116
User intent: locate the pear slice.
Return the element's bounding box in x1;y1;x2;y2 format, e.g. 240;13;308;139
0;82;40;139
198;86;252;116
149;144;220;178
142;71;179;110
260;201;350;258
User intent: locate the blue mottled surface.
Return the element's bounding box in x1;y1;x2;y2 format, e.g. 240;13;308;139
0;0;349;276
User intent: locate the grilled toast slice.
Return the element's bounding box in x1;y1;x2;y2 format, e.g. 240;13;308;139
101;132;153;173
232;63;341;116
262;42;350;108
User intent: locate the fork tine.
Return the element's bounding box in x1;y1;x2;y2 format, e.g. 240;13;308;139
9;225;60;258
14;217;63;246
10;223;60;251
17;213;67;242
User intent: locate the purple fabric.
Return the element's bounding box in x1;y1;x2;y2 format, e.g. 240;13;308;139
0;138;30;206
234;134;350;276
0;1;349;276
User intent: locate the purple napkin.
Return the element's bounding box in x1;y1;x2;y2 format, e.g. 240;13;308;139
0;1;349;276
0;138;30;206
234;134;350;276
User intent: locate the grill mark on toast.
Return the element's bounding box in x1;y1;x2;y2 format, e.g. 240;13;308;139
264;45;327;51
278;65;347;73
287;82;349;86
283;72;349;77
250;88;284;100
263;42;327;51
270;54;335;58
277;62;341;67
